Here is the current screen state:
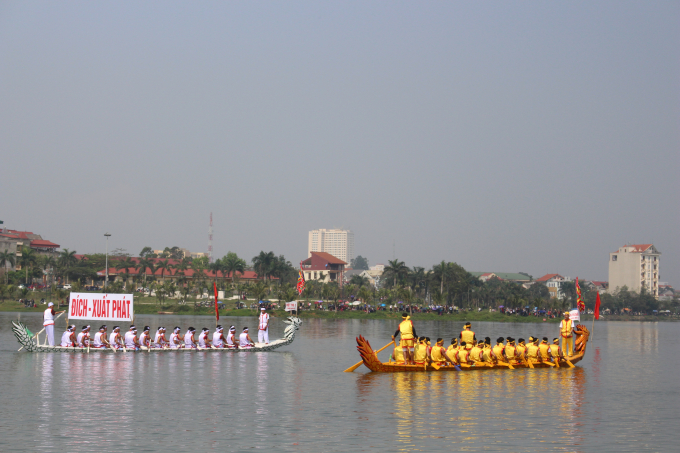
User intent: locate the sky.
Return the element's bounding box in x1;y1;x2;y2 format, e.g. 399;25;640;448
1;1;678;284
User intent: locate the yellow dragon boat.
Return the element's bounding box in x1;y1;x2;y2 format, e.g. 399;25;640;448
354;325;590;372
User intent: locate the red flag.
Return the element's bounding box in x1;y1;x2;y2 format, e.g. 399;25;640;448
594;291;601;320
576;277;585;313
213;281;219;321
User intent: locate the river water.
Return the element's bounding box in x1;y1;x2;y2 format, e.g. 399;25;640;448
0;313;677;452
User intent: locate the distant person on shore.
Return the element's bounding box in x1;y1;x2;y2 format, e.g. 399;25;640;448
459;322;476;345
392;313;417;365
560;312;575;356
258;307;270;344
239;327;255;348
43;302;65;346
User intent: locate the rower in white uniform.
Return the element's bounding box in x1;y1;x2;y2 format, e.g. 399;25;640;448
258;307;270;344
169;327;183;349
93;325;111;349
60;325;76;347
213;326;227;348
109;326;123;350
226;326;239;349
155;327;169;348
139;326;151;349
239;327;255;348
43;302;65;346
124;326;140;350
184;327;198;349
77;326;91;347
197;328;212;348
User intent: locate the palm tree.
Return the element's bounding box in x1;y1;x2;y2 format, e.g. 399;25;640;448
432;261;450;295
136;258;155;288
384;259;408;288
0;251;16;283
58;249;78;284
17;247;38;284
116;257;136;289
156;259;171;283
252;251;275;282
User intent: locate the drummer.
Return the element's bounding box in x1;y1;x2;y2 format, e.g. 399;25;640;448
392;313;417;365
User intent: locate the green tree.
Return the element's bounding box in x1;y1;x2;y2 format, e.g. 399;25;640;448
384;259;408;288
350;255;369;270
222;252;246;285
349;274;370;288
136;258;155;288
155;259;171;283
18;247;38;284
0;251;16;283
116;257;136;288
140;246;155;258
252;251;275;282
58;249;78;284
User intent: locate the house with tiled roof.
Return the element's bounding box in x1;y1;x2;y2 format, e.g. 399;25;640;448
469;272;532;283
535;273;567;299
0;228;60;270
301;252;347;284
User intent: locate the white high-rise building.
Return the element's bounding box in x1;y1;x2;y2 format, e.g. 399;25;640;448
308;229;354;264
609;244;661;298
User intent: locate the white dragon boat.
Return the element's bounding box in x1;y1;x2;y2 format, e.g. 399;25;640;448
12;317;302;353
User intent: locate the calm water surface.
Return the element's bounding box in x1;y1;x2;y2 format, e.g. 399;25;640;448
0;313;678;452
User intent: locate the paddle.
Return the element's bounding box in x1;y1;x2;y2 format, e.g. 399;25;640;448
565;358;575;368
344;340;395;372
497;361;514;370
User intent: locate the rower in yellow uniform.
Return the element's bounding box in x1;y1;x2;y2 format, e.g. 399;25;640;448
549;338;563;363
447;338;459;359
516;338;528;361
413;337;428;365
482;337;495;363
392;313;417;365
392;342;405;363
469;340;484;364
492;337;506;363
430;338;456;366
456;341;471;365
504;338;517;364
560;312;575;356
538;337;551;363
459;322;476;346
526;337;540;364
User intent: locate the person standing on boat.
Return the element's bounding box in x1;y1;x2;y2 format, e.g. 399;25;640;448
239;327;255;348
60;325;76;347
77;326;90;347
198;328;212;348
43;302;65;346
213;326;227;348
93;325;111;349
184;327;198;349
109;326;123;350
138;326;151;348
560;312;575;356
258;307;270;344
459;322;476;346
124;326;140;350
392;313;417;365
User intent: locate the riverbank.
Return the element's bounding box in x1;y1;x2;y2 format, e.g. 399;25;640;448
1;301;677;322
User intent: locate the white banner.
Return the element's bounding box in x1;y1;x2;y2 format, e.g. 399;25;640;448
69;293;134;322
285;301;298;311
569;308;581;323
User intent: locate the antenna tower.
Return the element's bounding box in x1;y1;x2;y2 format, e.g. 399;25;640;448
208;212;213;263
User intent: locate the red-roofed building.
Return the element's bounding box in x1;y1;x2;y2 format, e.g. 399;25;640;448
609;244;661;298
300;252;346;284
535;274;567;299
0;228;60;271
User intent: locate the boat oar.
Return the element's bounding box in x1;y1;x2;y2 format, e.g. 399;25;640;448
565;358;575;368
344;340;394;372
497;361;514;370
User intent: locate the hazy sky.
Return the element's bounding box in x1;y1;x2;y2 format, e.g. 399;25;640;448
1;1;678;284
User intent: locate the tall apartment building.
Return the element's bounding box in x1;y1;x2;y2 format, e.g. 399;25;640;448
308;229;354;264
609;244;661;298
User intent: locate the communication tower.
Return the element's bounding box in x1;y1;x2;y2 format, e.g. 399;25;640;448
208;212;213;263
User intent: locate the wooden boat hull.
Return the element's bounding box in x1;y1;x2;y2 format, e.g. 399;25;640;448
12;317;302;353
355;325;590;372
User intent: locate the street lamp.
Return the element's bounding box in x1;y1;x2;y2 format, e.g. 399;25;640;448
104;233;111;290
